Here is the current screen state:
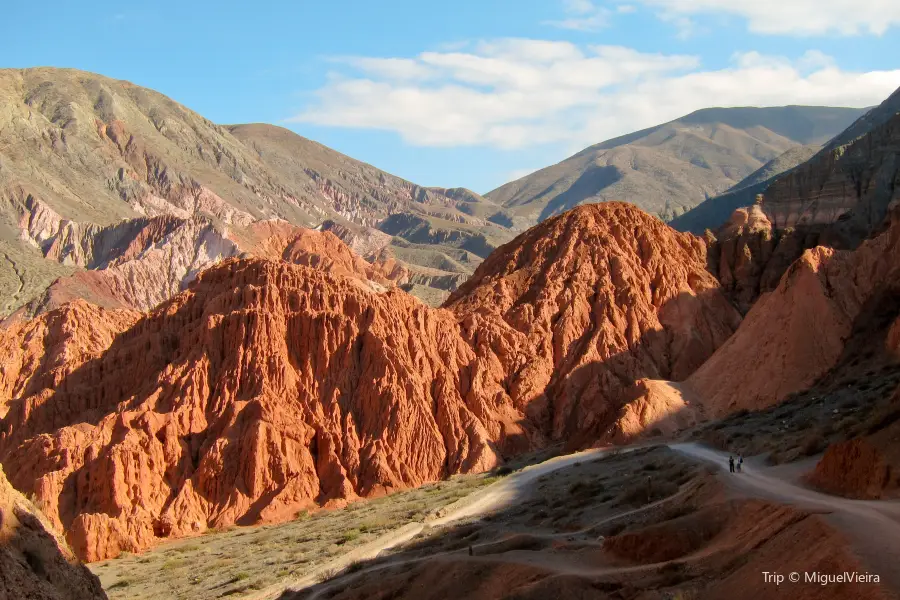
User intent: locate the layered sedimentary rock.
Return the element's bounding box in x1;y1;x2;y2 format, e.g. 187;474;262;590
687;209;900;415
0;464;107;599
0;68;512;317
689;85;900;312
763;90;900;232
0;202;741;561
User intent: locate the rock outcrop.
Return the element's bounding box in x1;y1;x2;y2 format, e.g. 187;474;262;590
0;260;504;561
808;387;900;499
687;208;900;416
808;439;895;500
0;202;741;561
707;200;818;313
699;86;900;313
0;464;107;599
445;202;741;447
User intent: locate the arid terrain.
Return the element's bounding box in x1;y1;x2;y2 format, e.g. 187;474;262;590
1;63;899;600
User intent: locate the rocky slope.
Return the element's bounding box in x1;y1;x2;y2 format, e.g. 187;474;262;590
0;68;510;315
0;464;107;599
688;86;900;313
445;202;741;447
762;90;900;235
0;203;740;561
486;106;865;227
685;207;900;416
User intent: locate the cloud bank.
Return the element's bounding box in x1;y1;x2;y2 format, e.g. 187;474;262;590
291;40;900;150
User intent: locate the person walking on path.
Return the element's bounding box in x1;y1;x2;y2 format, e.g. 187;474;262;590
737;455;743;473
728;456;735;473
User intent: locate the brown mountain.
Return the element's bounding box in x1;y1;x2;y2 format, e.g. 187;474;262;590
486;106;866;228
700;84;900;312
0;67;511;316
0;202;739;561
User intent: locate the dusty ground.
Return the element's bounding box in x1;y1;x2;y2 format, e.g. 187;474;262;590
277;445;897;600
89;471;504;600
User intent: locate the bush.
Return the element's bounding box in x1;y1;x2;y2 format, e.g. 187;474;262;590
800;433;827;456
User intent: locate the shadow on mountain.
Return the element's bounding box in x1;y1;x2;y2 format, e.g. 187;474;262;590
537;166;622;222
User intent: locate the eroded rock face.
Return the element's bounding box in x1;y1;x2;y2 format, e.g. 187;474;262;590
688;209;900;415
0;260;502;561
809;439;894;500
0;301;141;416
0;203;742;561
0;464;107;600
763;109;900;233
445;202;741;447
707;202;819;313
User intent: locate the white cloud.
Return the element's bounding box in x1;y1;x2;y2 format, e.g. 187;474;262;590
544;0;612;31
290;40;900;150
632;0;900;36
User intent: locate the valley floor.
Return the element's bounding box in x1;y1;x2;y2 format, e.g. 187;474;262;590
278;445;899;600
90;440;900;600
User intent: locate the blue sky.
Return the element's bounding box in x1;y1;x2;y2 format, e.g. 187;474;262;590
3;0;900;193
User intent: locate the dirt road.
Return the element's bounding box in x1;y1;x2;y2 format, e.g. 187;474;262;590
265;442;900;599
254;446;625;599
672;442;900;593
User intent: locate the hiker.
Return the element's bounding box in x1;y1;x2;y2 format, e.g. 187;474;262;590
737;455;743;473
468;545;473;556
728;455;735;473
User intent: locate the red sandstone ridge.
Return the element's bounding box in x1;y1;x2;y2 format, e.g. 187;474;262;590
237;221;407;289
0;202;741;561
687;208;900;416
445;202;741;447
0;260;502;561
0;301;140;416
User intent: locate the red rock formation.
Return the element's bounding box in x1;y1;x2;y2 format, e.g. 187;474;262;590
0;464;107;599
0;301;140;416
446;202;741;447
0;202;741;561
238;221;406;289
708;201;819;313
808;439;894;500
688;208;900;415
0;260;501;560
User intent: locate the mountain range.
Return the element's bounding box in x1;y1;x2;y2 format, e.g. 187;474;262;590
0;67;873;319
485;106;866;226
2;64;900;600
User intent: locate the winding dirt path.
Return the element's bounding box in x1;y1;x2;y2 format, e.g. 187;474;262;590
251;446;631;599
672;442;900;593
258;442;900;599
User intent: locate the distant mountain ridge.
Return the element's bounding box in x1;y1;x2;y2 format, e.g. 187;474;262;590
486;105;867;227
673;86;900;235
0;67;512;314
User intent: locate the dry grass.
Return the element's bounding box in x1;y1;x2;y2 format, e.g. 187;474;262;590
90;472;498;600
